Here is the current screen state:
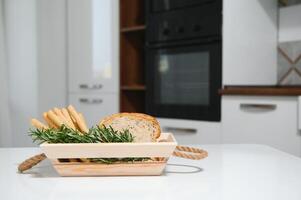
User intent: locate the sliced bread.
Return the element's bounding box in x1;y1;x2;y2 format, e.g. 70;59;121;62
99;113;161;142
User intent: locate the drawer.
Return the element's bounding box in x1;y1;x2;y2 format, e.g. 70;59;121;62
68;93;118;127
158;118;221;144
222;96;301;156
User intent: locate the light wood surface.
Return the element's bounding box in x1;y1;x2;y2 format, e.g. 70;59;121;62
40;133;176;176
52;160;166;176
41;133;177;159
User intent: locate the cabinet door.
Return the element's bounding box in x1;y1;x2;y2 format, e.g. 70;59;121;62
222;96;301;157
222;0;278;85
68;93;118;127
67;0;118;93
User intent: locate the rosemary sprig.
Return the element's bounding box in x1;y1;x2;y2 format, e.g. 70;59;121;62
29;125;134;144
29;125;149;164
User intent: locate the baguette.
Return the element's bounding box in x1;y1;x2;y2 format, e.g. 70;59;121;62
67;105;88;133
99;113;161;142
61;108;78;130
47;110;64;128
31;119;48;130
54;108;76;130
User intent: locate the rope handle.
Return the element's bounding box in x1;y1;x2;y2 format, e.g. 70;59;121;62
18;153;46;173
173;145;208;160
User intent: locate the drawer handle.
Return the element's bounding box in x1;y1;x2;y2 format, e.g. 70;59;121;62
79;98;103;104
240;103;276;110
163;127;197;134
79;84;102;90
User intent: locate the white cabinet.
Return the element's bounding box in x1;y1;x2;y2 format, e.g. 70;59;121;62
222;96;301;156
67;0;119;121
158;118;221;145
222;0;278;85
67;0;118;93
68;93;118;127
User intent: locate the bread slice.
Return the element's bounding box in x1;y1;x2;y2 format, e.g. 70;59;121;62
99;113;161;142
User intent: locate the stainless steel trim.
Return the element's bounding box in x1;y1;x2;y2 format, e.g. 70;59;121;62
163;127;197;134
79;98;103;104
240;103;277;110
79;84;103;90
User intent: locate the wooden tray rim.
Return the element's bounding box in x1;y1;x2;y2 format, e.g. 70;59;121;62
40;132;176;147
40;132;177;159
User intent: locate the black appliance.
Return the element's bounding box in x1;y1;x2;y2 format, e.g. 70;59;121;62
145;1;222;121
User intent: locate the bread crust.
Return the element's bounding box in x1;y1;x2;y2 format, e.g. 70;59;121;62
99;113;161;140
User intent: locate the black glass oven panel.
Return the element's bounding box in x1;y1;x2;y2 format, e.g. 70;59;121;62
146;41;221;121
155;52;209;106
151;0;218;12
147;6;221;43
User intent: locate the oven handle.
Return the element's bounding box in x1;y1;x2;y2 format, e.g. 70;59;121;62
146;36;221;49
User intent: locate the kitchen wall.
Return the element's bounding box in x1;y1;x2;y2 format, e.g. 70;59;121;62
278;4;301;85
37;0;67;114
5;0;39;147
1;0;67;147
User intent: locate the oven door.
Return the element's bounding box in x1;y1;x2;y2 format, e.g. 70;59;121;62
146;39;221;121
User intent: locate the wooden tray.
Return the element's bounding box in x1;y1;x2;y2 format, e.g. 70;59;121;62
40;133;177;176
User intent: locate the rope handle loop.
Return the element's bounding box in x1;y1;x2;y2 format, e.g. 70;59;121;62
173;145;208;160
18;153;46;173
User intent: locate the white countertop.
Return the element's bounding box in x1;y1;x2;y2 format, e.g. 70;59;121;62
1;144;301;200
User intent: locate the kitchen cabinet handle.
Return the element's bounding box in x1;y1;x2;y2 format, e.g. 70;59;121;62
163;127;197;134
79;98;103;104
79;84;102;90
240;103;276;110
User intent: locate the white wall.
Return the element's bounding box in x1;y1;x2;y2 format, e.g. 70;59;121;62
5;0;38;147
2;0;67;147
0;0;12;147
37;0;67;114
222;0;278;86
279;4;301;42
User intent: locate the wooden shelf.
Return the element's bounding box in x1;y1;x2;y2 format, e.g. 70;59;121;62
121;85;146;91
219;86;301;96
120;0;145;28
120;92;145;113
121;25;145;33
120;0;146;113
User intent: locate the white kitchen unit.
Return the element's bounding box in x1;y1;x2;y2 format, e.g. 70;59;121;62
68;93;118;127
222;0;278;85
222;96;301;156
67;0;119;94
158;118;221;144
67;0;119;123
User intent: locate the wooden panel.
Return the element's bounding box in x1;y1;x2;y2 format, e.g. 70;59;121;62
52;160;166;176
121;25;146;33
120;91;145;112
119;0;146;112
121;85;146;91
120;33;145;86
120;0;145;28
220;86;301;96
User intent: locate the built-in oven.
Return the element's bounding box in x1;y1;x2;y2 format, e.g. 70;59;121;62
145;2;222;121
150;0;218;13
146;38;221;121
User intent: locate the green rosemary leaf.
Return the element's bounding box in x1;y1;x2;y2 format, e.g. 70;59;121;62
28;125;146;164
